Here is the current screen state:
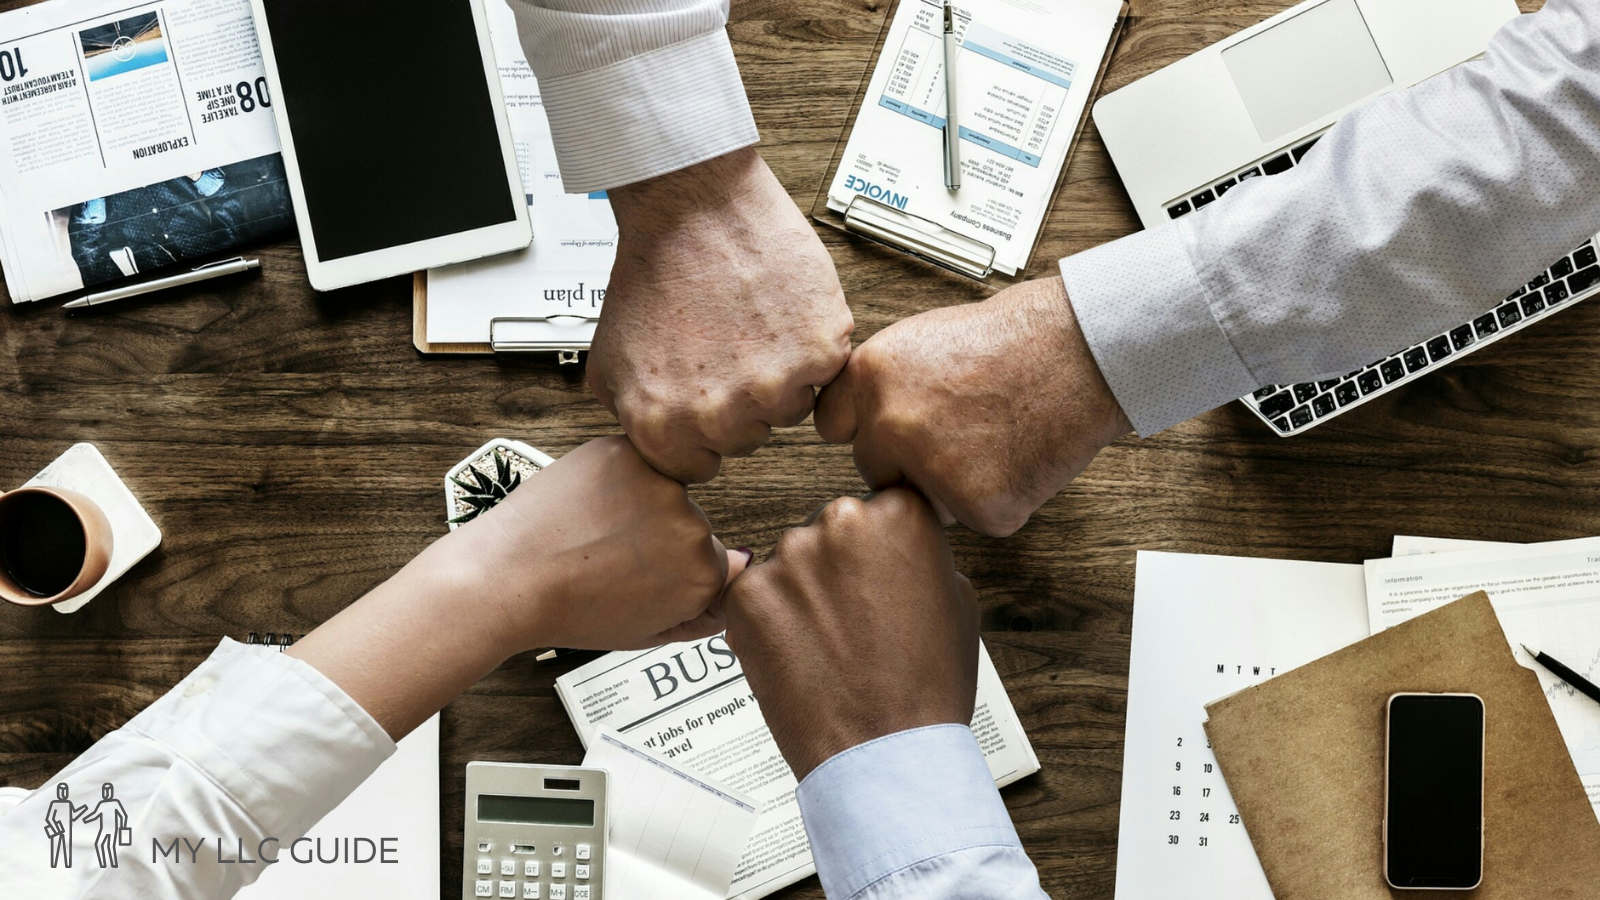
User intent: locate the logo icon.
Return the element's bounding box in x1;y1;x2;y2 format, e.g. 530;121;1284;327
44;782;129;869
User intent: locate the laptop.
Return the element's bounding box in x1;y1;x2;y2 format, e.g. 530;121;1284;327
1093;0;1600;436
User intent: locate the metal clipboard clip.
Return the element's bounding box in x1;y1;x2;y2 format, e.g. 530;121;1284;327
842;195;997;280
490;314;600;365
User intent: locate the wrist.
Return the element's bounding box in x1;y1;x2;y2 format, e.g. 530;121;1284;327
1023;277;1133;443
608;147;767;233
404;535;550;660
783;711;969;781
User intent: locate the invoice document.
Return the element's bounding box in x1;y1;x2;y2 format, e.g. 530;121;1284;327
826;0;1122;275
1366;536;1600;823
1117;551;1369;898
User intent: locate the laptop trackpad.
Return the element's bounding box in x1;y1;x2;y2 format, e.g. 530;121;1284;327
1221;0;1393;142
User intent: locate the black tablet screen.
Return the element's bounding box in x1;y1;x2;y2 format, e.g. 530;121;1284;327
261;1;517;261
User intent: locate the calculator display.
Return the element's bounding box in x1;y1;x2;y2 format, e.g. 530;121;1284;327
479;794;595;828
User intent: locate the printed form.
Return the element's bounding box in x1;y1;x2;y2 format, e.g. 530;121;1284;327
827;0;1121;274
1366;536;1600;823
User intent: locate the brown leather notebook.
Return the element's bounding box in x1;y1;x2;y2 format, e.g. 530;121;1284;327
1204;591;1600;898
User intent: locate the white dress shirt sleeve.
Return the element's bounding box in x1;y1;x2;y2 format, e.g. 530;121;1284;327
506;0;759;193
0;638;394;900
795;724;1047;899
1060;0;1600;435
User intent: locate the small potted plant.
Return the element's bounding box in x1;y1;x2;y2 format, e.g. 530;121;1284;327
444;438;555;530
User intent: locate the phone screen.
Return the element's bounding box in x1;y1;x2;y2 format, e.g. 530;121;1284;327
260;1;518;262
1386;694;1484;889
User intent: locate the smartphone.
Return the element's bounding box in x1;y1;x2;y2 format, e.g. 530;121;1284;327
1384;692;1485;890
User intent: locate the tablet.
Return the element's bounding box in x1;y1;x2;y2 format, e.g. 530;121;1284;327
249;0;530;291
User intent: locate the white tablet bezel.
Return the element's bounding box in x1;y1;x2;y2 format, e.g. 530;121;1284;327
248;0;531;292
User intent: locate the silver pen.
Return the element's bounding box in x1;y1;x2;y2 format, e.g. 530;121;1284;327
61;256;260;310
943;1;961;191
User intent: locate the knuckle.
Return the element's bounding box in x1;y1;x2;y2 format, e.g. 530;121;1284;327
819;495;867;529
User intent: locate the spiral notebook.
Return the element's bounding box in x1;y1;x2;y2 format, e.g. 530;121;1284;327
235;633;441;900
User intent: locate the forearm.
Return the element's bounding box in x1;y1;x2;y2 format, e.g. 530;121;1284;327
1063;0;1600;435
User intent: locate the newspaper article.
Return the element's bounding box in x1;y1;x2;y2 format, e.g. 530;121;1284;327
556;633;1040;899
0;0;289;302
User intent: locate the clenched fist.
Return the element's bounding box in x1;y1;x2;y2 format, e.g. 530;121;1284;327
814;276;1131;536
594;148;855;483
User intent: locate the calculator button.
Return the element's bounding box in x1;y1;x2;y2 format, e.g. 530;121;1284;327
524;860;541;878
478;840;494;853
500;882;517;898
478;858;494;875
550;844;565;857
574;844;591;861
523;884;541;899
550;861;567;879
574;864;590;880
475;881;494;898
502;859;517;877
549;886;567;900
573;887;591;900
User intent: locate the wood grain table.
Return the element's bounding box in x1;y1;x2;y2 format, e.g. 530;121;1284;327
0;1;1564;897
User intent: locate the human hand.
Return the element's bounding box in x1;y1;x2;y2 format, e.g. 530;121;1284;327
594;147;854;483
421;436;749;653
723;488;978;780
814;276;1131;536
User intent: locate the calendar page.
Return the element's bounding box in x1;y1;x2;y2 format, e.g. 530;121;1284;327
1115;551;1370;898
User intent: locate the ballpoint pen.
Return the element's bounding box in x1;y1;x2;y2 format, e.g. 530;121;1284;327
1522;643;1600;707
61;256;260;310
943;1;961;191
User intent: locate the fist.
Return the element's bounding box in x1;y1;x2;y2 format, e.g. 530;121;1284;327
593;148;854;483
724;489;978;779
814;277;1131;536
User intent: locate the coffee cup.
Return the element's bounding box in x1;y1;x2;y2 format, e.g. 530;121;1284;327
0;487;113;607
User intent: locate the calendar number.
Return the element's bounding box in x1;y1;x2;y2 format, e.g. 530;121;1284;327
1203;762;1214;773
1174;761;1182;771
1176;737;1183;747
1228;813;1241;825
1172;786;1181;796
1201;787;1212;798
1169;810;1180;821
1197;836;1209;847
1167;835;1179;845
1198;812;1209;823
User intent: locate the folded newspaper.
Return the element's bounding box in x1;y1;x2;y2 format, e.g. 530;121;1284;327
0;0;291;303
555;634;1040;899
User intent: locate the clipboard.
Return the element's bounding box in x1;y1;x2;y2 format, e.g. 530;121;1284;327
811;0;1128;282
412;271;593;362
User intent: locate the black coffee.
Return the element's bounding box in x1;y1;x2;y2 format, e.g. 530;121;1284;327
0;493;86;597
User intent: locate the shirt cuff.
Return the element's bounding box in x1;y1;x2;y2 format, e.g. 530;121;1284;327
536;29;759;194
123;638;395;839
1060;223;1261;436
796;724;1021;900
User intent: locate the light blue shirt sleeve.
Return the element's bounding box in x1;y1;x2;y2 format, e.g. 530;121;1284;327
794;724;1047;899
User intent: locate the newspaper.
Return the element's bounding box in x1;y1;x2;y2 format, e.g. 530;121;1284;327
0;0;290;303
555;633;1040;899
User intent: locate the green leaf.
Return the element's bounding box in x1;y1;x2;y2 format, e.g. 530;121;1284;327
495;450;512;487
448;510;480;524
450;474;480;493
470;467;495;494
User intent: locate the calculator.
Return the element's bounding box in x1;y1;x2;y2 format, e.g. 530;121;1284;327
463;762;608;900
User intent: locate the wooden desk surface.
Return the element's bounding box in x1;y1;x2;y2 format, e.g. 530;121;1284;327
0;1;1561;896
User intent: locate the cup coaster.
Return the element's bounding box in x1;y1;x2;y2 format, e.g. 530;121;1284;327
21;443;161;615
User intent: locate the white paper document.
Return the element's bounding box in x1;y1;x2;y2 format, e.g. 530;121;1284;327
583;730;759;900
1116;551;1370;899
1365;537;1600;822
425;0;616;345
825;0;1121;275
555;633;1038;899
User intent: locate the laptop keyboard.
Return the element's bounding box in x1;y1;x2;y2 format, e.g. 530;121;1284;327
1166;134;1600;436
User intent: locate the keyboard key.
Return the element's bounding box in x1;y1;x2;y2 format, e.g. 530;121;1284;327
1551;256;1575;279
1450;324;1475;350
1293;381;1319;403
1380;358;1406;383
1507;285;1527;300
1290;405;1313;428
1273;415;1290;432
1214;177;1237;196
1317;379;1339;392
1568;265;1600;294
1521;292;1545;316
1545;281;1570;304
1576;245;1598;269
1426;335;1452;361
1257;390;1293;418
1358;370;1383;395
1472;313;1499;337
1291;137;1320;161
1527;272;1550;291
1497;302;1522;327
1312;394;1336;418
1252;385;1277;400
1334;382;1359;407
1403;347;1430;373
1262;153;1294;175
1167;200;1191;219
1236;167;1262;181
1192;188;1216;208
